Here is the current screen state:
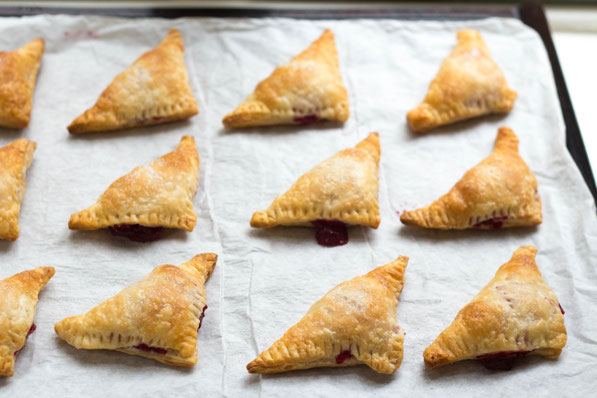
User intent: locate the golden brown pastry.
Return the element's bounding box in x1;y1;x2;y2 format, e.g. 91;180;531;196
0;138;37;241
1;267;55;377
250;133;380;246
54;253;216;367
222;29;349;128
401;127;541;229
407;30;517;133
68;135;199;241
424;246;567;370
247;256;408;374
0;38;44;129
68;28;198;134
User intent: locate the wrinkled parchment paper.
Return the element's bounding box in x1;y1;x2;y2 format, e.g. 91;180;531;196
0;14;595;397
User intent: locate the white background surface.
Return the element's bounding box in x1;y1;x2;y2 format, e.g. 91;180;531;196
552;32;597;172
0;14;595;397
548;6;597;185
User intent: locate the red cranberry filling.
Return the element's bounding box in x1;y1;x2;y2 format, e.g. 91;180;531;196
133;343;168;355
474;216;508;229
311;219;348;247
293;114;319;125
335;350;353;364
198;305;207;331
14;323;36;356
109;224;163;242
476;350;531;370
559;303;565;315
136;116;165;125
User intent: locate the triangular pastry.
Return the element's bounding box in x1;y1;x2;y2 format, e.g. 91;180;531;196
0;138;37;241
1;267;55;377
424;246;567;370
247;256;408;374
400;127;541;229
250;132;380;246
54;253;216;367
0;38;44;129
68;135;199;241
68;28;198;134
407;30;517;132
222;29;349;128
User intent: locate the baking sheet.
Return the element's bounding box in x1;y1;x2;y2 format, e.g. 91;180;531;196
0;14;595;397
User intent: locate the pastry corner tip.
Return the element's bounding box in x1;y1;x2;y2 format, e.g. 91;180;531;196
250;211;273;228
35;266;56;281
406;106;434;133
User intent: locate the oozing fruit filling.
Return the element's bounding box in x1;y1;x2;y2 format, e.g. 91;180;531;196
473;216;508;230
559;303;565;315
14;323;36;356
126;306;209;355
476;350;531;371
136;116;165;125
198;305;207;331
311;219;348;247
108;224;163;242
133;343;168;355
293;114;319;125
335;350;353;365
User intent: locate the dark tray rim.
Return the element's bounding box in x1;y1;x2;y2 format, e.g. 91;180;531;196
1;1;595;205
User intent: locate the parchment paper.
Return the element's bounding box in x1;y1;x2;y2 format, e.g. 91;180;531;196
0;14;595;397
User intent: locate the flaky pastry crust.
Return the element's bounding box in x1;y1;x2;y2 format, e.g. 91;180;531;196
222;29;349;128
407;30;517;133
251;132;380;228
68;28;198;134
0;38;44;129
68;135;199;231
1;267;55;377
424;246;567;370
54;253;217;367
0;138;37;241
247;256;408;374
401;127;541;229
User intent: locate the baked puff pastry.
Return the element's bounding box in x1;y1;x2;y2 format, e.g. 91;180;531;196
247;256;408;374
222;29;349;128
250;132;380;246
400;127;541;230
0;138;37;241
407;30;517;132
67;28;198;134
54;253;216;367
0;38;44;129
1;267;55;377
424;246;566;371
68;135;199;241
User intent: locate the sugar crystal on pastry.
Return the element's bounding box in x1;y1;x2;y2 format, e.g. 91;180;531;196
250;133;380;246
68;135;199;239
223;29;349;128
401;127;541;230
54;254;216;367
423;246;567;370
0;267;55;377
0;138;37;241
247;256;408;374
68;28;198;134
0;38;44;129
407;29;517;132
